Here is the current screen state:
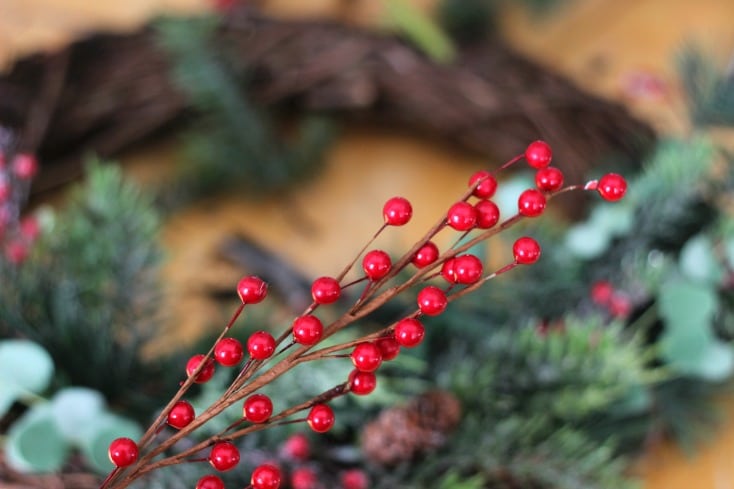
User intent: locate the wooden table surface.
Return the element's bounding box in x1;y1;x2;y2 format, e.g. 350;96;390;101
3;1;734;487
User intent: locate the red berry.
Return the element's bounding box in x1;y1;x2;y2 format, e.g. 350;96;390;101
362;250;392;281
167;400;195;429
341;469;369;489
5;241;28;265
411;241;439;268
11;153;38;180
0;176;10;202
376;336;401;360
590;281;614;305
214;338;244;367
251;464;282;489
351;342;382;372
349;369;377;396
417;286;448;316
474;200;500;229
243;394;273;423
513;237;541;265
196;474;225;489
535;166;564;192
248;331;276;360
281;433;310;461
440;258;457;283
108;437;138;467
311;276;341;304
518;189;546;217
609;293;631;318
597;173;627;201
468;170;497;199
19;216;40;241
525;140;552;169
307;404;335;433
291;467;318;489
209;441;240;471
446;201;477;231
383;197;412;226
393;318;425;347
292;315;324;345
452;254;483;284
186;354;215;383
237;276;268;304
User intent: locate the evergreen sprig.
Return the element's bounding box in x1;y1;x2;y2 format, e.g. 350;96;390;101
678;46;734;128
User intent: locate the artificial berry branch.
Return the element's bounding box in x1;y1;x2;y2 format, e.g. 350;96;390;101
100;140;627;489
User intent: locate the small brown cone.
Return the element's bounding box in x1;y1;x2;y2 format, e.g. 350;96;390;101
360;390;461;466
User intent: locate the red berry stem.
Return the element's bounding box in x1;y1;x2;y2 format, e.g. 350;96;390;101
335;222;387;282
498;153;524;171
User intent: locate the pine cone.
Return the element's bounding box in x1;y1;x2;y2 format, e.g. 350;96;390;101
360;390;461;466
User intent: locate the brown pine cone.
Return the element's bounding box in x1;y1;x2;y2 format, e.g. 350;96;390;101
360;390;461;466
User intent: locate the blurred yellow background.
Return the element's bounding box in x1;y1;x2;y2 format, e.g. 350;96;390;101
3;0;734;487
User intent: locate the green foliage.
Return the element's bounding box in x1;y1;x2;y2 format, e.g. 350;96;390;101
0;162;176;413
155;16;335;206
384;0;456;62
678;46;734;127
0;339;53;417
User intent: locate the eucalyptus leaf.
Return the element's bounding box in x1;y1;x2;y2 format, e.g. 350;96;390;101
659;324;713;376
589;204;633;237
5;404;68;473
51;387;107;444
565;223;610;259
679;234;724;284
697;340;734;382
0;340;54;417
658;280;718;329
79;413;143;473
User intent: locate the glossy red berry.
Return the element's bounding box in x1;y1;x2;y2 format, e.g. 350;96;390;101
446;201;477;231
291;467;318;489
214;338;244;367
362;250;392;280
11;154;38;180
474;200;500;229
209;441;240;471
19;216;40;241
417;286;448;316
186;354;215;383
281;432;310;461
247;331;276;360
196;474;225;489
441;258;457;283
411;241;439;268
535;166;564;192
468;170;497;199
525;140;552;169
292;315;324;345
452;254;483;284
341;469;369;489
597;173;627;201
349;369;377;396
251;464;282;489
350;342;382;372
393;318;425;347
237;276;268;304
590;281;614;305
311;276;341;304
243;394;273;423
376;336;401;360
108;437;138;467
307;404;335;433
609;293;632;318
167;400;195;429
518;189;547;217
383;197;413;226
513;237;541;265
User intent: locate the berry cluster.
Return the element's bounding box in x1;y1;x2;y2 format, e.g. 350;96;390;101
590;280;632;318
103;141;627;489
0;151;40;265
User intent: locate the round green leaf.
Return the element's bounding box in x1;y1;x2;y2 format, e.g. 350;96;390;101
51;387;107;444
589;204;633;237
0;340;54;417
659;324;713;376
5;404;69;473
698;340;734;382
658;280;718;329
679;234;723;284
565;223;610;259
79;413;143;473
